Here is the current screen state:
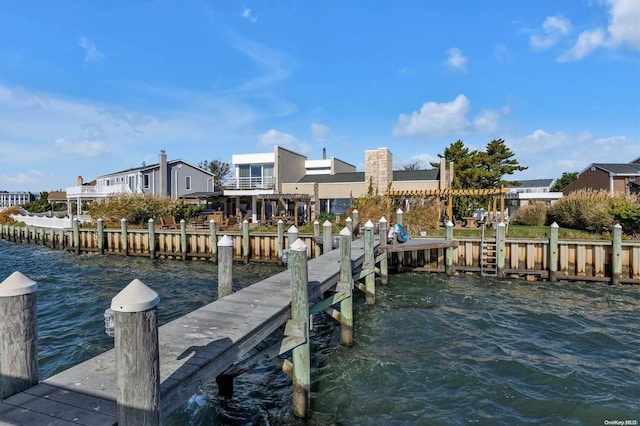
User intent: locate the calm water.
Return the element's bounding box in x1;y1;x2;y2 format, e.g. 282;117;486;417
1;239;638;425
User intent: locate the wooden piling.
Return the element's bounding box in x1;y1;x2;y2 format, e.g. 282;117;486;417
378;217;389;285
210;219;218;264
496;222;506;278
111;279;160;426
148;219;155;259
288;225;299;249
73;218;80;255
445;221;454;276
242;220;250;264
277;220;284;265
0;272;38;400
180;219;187;260
98;218;105;255
313;220;321;258
364;220;375;305
322;220;333;255
352;209;359;229
218;235;234;298
121;218;128;256
345;217;352;233
338;227;353;346
396;209;404;266
289;239;310;418
612;223;622;285
549;222;559;282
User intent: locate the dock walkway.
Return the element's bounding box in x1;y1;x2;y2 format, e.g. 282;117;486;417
0;238;370;425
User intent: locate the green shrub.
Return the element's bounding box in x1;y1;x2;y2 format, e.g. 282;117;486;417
512;202;548;226
548;190;615;234
609;195;640;235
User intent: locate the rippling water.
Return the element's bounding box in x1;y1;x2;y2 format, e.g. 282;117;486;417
1;240;638;425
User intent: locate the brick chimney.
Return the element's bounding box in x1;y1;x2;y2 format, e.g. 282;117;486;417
77;176;83;186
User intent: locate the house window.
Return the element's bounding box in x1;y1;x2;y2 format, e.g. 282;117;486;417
185;176;191;191
143;174;150;189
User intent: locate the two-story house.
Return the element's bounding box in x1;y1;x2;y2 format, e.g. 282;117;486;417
561;158;640;196
66;150;214;215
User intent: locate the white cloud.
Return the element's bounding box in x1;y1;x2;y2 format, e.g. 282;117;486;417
0;170;44;185
445;48;467;72
558;0;639;61
392;95;509;138
494;43;513;64
78;37;104;63
310;123;331;142
54;138;111;157
241;6;257;23
258;129;312;154
529;15;572;50
229;37;290;95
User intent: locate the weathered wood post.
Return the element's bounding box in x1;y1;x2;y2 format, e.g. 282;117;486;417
73;218;80;255
338;227;353;345
322;220;333;255
445;220;454;276
496;221;506;278
111;279;160;426
289;239;311;418
209;219;218;264
277;219;284;265
313;220;321;258
378;217;389;285
218;235;234;298
396;209;404;266
148;218;155;259
97;218;105;255
121;218;128;256
49;227;55;249
0;272;38;399
364;220;375;305
288;225;299;249
345;217;352;233
612;223;622;285
180;219;187;260
549;222;559;282
352;209;359;228
242;220;250;264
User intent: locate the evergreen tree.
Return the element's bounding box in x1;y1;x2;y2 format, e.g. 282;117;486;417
550;172;578;192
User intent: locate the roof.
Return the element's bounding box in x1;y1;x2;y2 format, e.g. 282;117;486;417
97;159;213;178
179;191;223;199
582;163;640;175
297;169;440;184
506;179;554;188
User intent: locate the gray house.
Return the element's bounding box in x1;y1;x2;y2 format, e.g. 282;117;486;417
66;150;214;214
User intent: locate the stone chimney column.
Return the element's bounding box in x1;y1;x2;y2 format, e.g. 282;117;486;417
77;176;83;186
364;148;393;194
159;150;167;196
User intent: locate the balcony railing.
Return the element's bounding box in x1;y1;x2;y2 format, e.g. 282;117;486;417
222;176;276;190
66;183;132;198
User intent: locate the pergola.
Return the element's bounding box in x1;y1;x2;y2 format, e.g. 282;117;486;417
385;188;510;223
256;193;312;227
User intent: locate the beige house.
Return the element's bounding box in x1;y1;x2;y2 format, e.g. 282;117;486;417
223;145;453;223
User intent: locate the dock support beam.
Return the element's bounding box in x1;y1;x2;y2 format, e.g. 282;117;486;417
445;221;454;276
180;219;187;260
73;218;80;255
148;218;155;259
313;220;321;258
338;227;353;346
0;272;38;400
612;223;622;285
378;217;389;285
322;220;333;254
111;279;160;426
289;239;311;418
242;220;250;264
549;222;559;282
277;220;284;265
396;209;404;267
209;219;218;264
218;235;234;299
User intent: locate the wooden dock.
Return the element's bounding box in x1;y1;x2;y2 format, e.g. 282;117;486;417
0;235;384;425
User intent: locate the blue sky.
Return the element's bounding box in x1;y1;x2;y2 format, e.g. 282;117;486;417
0;0;638;192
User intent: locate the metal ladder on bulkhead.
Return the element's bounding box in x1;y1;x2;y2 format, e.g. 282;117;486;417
480;224;497;276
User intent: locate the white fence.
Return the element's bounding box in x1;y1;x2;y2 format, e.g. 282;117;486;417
9;214;91;229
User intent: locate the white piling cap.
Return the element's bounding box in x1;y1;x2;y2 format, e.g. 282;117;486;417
0;271;37;297
397;208;403;214
446;221;454;227
345;217;352;223
111;279;159;313
314;220;319;225
379;216;387;223
218;235;233;247
323;220;332;227
364;220;374;229
288;225;298;233
550;222;559;228
339;227;351;236
291;238;307;251
353;209;358;213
